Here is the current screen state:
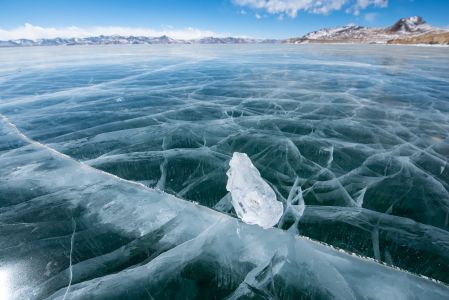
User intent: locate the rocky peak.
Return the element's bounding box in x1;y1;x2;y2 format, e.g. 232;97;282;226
388;16;428;33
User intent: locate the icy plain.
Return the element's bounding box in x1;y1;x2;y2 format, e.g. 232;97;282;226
0;44;449;299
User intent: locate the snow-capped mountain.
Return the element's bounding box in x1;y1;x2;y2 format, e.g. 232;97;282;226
0;35;189;47
193;37;277;44
387;16;432;33
1;17;446;47
302;25;366;40
285;16;448;45
0;35;278;47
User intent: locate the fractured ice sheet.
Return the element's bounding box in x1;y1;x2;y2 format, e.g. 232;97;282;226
1;44;449;286
226;152;283;228
279;176;305;233
1;115;449;299
297;205;449;283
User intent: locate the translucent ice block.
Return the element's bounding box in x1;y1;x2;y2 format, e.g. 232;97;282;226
226;152;284;229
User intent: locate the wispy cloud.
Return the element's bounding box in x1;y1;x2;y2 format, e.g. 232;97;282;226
0;23;228;40
233;0;388;17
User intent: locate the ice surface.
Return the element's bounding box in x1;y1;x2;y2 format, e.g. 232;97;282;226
226;152;283;228
298;205;449;282
1;44;449;296
1;116;449;299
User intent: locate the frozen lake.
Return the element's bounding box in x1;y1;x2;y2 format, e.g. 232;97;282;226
1;44;449;299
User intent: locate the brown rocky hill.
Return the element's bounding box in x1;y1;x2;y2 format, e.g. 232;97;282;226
388;32;449;45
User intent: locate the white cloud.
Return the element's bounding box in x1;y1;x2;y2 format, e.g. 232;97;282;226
255;13;262;19
233;0;388;17
0;23;228;41
350;0;387;15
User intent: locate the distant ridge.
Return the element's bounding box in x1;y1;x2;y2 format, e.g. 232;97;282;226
1;17;447;47
284;16;449;45
0;35;278;47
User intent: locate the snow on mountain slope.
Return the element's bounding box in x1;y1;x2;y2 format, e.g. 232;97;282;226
1;16;447;47
387;16;433;33
0;35;278;47
286;16;448;45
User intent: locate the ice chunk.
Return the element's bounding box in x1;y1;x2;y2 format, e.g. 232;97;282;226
226;152;283;228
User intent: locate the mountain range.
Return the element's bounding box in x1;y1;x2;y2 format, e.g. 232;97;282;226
285;16;449;45
0;17;447;47
0;35;278;47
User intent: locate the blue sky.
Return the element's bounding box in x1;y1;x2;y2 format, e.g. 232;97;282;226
0;0;448;39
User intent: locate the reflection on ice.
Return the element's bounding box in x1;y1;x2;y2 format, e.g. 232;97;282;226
0;268;12;300
0;263;28;300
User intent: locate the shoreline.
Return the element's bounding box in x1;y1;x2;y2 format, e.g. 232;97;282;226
1;42;449;49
